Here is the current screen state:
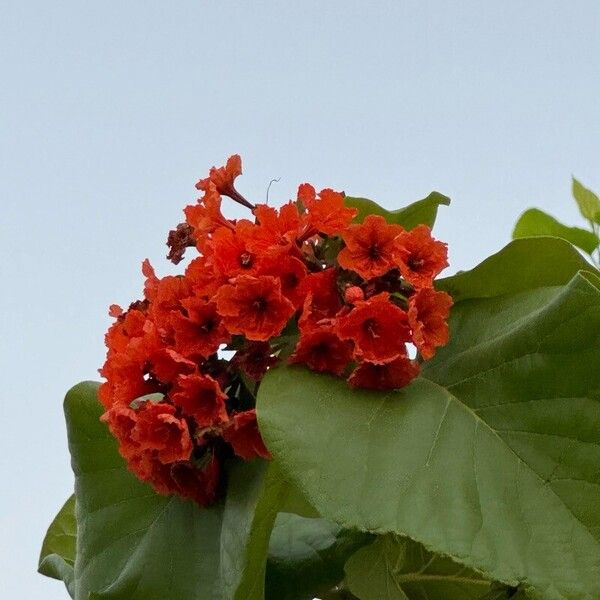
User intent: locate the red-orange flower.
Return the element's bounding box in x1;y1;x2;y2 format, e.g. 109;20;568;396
232;342;278;381
149;348;196;384
196;154;242;195
171;373;229;427
336;292;411;363
215;275;295;341
208;222;263;277
348;355;420;390
170;453;221;506
250;202;302;252
260;255;308;308
222;410;271;460
289;326;353;375
184;256;226;298
393;225;448;288
408;287;453;359
133;401;193;464
184;183;229;249
338;214;403;279
172;297;230;359
300;185;357;235
297;268;341;325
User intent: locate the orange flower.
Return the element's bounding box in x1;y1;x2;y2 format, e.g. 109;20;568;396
102;405;140;458
250;202;302;252
146;274;192;333
408;287;453;359
206;222;265;277
393;225;448;288
232;342;278;381
338;214;403;279
300;185;357;235
132;402;193;464
184;183;229;251
184;255;226;298
196;154;242;195
170;453;221;505
195;154;254;210
215;275;295;341
260;255;308;308
336;292;411;363
171;373;229;427
172;297;230;359
297;267;341;325
289;325;353;375
348;355;420;390
222;410;271;460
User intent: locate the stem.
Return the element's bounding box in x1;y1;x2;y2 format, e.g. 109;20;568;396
226;187;255;210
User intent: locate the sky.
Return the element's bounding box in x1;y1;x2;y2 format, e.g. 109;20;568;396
1;1;600;598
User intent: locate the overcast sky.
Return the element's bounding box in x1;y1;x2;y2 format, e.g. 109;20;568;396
2;2;600;598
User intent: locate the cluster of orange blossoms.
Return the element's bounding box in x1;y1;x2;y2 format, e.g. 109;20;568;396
99;155;452;505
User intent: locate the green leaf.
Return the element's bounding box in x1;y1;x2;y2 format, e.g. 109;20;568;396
345;535;517;600
266;513;371;600
572;177;600;223
59;381;285;600
257;238;600;600
38;495;77;598
345;192;450;229
437;237;594;302
512;208;599;255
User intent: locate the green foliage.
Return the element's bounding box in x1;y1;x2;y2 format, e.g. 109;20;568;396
512;178;600;268
266;514;371;599
257;237;600;600
345;535;517;599
54;382;287;600
572;177;600;224
512;208;599;254
38;495;77;598
345;192;450;229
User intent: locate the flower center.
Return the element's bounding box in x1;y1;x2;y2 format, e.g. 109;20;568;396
239;252;253;268
368;244;381;260
408;255;425;271
252;296;268;313
199;318;215;333
362;318;380;339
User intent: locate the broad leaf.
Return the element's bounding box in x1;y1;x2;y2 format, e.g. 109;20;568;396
38;495;77;598
345;535;518;600
345;192;450;229
257;238;600;599
61;381;285;600
266;513;371;599
438;237;593;301
512;208;599;255
572;177;600;223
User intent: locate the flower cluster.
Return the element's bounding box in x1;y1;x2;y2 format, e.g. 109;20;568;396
99;155;452;504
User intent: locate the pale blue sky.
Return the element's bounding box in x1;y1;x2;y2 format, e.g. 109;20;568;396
2;2;600;598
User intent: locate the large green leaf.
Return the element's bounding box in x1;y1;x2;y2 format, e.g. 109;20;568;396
257;238;600;599
512;208;599;255
572;177;600;224
59;381;285;600
345;192;450;229
38;495;77;598
438;237;593;301
266;513;371;599
345;535;518;600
